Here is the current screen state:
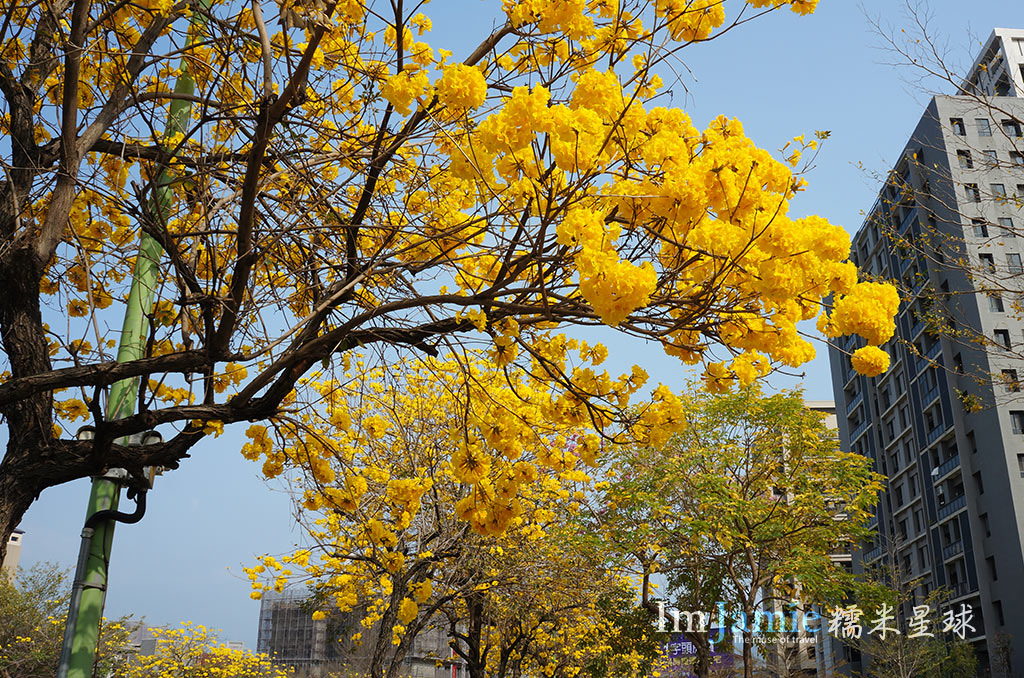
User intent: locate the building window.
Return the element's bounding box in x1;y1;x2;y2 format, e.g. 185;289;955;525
989;294;1005;312
995;329;1011;348
998;217;1015;236
980;252;996;271
974;470;984;494
987;556;998;581
895;484;904;506
957;150;974;168
1011;411;1024;434
951;118;966;135
1008;253;1022;274
1011;151;1024;166
972;219;988;237
981;512;991;537
1002;369;1020;392
992;184;1007;199
977;118;992;136
982;149;998;166
1018;454;1024;478
966;183;981;202
995;600;1005;626
1002;118;1023;137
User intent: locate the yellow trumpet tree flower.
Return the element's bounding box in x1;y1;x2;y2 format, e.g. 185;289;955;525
246;356;660;678
117;624;289;678
0;0;896;568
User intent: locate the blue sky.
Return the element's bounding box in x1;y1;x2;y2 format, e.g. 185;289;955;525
16;0;1017;650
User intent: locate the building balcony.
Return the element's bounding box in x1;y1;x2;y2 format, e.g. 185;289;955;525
862;546;883;562
932;454;961;481
937;494;967;520
942;540;965;561
920;383;940;407
846;391;864;416
845;361;859;386
850;419;870;442
948;581;974;600
927;423;952;445
899;207;919;234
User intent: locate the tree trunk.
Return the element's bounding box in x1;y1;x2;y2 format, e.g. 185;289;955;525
0;473;35;566
742;629;753;678
466;592;485;678
0;249;54;559
685;632;711;678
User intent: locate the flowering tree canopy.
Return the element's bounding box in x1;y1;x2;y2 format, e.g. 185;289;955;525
245;356;652;678
0;0;898;558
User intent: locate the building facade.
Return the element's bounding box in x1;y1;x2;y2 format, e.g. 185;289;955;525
828;27;1024;676
257;588;465;678
749;401;860;678
1;528;23;580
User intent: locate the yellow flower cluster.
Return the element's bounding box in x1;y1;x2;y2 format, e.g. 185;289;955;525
502;0;595;39
831;282;901;345
557;206;657;325
436;63;487;111
655;0;726;42
380;69;431;115
850;345;890;378
120;623;289;678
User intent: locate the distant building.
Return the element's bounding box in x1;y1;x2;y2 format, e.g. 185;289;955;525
828;27;1024;676
256;589;344;676
2;529;23;580
257;588;464;677
757;402;859;678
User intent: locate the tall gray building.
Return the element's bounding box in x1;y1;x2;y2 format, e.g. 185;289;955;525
828;27;1024;677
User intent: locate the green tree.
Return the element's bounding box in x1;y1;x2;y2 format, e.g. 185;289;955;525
599;386;884;678
850;552;980;678
0;563;134;678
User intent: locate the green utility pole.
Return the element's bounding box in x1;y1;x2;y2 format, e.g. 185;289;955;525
57;11;208;678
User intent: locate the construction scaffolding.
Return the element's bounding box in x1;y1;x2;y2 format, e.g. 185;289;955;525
256;587;464;678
